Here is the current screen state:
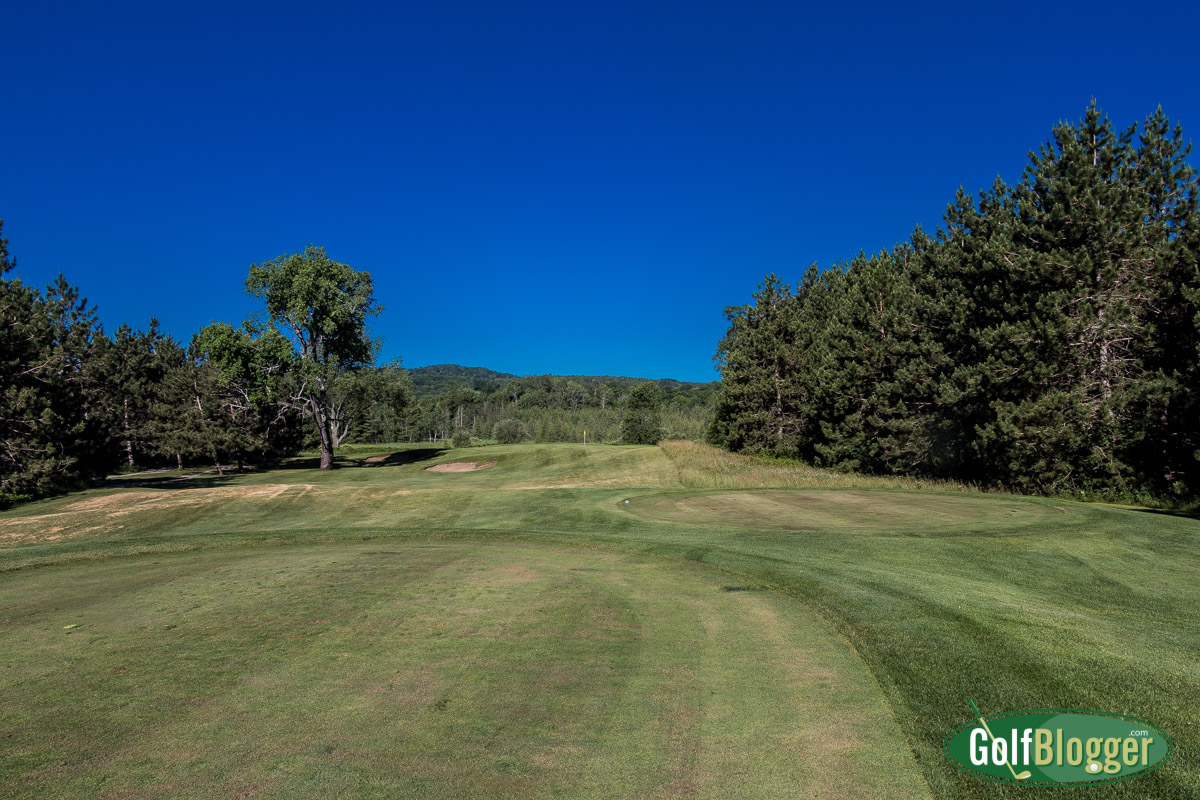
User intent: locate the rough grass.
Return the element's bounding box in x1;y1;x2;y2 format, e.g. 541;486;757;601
1;441;1198;798
659;439;978;491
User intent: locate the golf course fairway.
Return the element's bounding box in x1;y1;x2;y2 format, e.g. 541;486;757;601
1;442;1197;799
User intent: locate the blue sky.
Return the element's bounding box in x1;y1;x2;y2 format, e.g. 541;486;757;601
5;0;1198;382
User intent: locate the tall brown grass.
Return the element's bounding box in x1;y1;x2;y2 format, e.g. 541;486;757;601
658;440;979;492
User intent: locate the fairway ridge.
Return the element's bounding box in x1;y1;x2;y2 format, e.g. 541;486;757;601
1;442;1198;798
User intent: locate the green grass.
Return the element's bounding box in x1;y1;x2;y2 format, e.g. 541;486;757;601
1;442;1197;798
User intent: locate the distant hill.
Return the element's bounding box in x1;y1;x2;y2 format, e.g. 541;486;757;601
408;365;519;396
408;364;717;397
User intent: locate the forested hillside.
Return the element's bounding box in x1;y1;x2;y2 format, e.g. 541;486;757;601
409;364;714;396
408;364;518;396
710;104;1200;501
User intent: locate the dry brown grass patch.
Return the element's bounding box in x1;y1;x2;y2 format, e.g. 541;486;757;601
0;484;325;545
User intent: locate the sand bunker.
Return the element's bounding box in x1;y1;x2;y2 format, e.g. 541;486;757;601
425;461;498;473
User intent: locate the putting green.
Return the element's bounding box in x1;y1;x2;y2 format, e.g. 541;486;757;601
624;489;1056;534
0;540;929;800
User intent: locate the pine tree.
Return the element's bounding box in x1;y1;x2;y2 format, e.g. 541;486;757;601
708;274;805;455
1124;107;1200;493
813;243;951;474
711;103;1200;497
0;226;108;501
91;320;174;469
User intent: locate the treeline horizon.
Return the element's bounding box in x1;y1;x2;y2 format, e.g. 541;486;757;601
0;235;418;504
403;372;716;445
407;363;715;397
710;103;1200;503
0;226;712;505
8;102;1196;506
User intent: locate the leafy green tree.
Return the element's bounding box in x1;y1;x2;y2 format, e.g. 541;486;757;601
621;382;664;444
245;245;382;470
189;322;305;470
493;419;528;444
347;361;414;444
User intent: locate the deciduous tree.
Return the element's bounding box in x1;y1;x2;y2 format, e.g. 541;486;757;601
245;245;382;470
621;382;664;445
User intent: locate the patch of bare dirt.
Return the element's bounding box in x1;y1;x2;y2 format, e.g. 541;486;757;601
425;461;497;473
67;492;167;512
64;485;305;515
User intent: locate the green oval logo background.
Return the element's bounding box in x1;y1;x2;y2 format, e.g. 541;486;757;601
943;709;1172;786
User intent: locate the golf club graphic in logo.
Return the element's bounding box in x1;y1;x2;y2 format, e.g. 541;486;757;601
943;700;1172;786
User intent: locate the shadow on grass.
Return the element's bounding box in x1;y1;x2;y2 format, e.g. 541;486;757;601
279;447;449;469
103;463;310;490
103;472;249;490
100;446;451;491
1128;507;1200;522
365;448;448;467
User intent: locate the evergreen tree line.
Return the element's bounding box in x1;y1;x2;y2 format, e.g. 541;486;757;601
392;375;717;445
710;104;1200;500
0;230;412;505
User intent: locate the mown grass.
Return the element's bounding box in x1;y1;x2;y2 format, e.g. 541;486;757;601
2;441;1198;799
0;542;926;799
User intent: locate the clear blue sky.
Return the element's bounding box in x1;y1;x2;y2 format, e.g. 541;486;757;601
5;0;1198;382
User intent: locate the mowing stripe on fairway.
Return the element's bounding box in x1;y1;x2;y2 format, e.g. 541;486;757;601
0;541;929;799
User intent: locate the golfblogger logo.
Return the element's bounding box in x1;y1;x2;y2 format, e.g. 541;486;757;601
943;700;1172;786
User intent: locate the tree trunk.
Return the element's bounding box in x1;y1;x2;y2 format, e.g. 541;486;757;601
319;434;334;469
315;378;336;470
123;398;135;468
